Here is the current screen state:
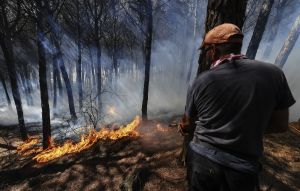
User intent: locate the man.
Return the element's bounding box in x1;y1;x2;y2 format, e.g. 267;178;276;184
179;23;296;191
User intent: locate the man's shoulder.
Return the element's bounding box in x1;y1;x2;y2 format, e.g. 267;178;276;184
190;59;284;88
190;70;214;91
239;59;283;73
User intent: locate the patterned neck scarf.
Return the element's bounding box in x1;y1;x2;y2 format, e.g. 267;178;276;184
210;54;247;69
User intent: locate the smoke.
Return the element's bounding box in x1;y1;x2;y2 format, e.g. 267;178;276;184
0;0;299;129
242;3;300;121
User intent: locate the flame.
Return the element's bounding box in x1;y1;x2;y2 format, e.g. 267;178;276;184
17;138;39;153
17;116;141;163
17;138;43;156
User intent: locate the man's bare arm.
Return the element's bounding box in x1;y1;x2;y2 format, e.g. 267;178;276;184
265;109;289;134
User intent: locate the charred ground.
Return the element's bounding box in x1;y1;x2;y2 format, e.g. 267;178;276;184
0;118;299;191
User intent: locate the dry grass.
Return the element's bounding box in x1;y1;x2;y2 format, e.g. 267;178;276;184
0;120;299;191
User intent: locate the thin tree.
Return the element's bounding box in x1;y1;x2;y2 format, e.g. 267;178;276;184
50;32;77;120
262;0;287;58
52;53;60;116
36;0;52;149
275;14;300;68
246;0;274;59
0;73;12;108
122;0;155;120
75;1;83;110
84;0;110;111
0;0;28;140
46;2;77;120
186;0;200;83
141;0;153;120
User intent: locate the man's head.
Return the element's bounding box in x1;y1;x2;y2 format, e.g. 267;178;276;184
200;23;244;64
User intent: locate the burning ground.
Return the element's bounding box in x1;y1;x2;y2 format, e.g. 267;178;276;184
0;117;300;191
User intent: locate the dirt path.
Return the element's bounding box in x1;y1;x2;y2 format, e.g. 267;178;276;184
0;120;299;191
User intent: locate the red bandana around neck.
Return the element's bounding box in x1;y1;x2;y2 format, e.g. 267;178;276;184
210;54;247;69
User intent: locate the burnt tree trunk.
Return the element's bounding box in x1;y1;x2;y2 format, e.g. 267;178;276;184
52;55;59;116
87;46;96;89
36;0;51;149
110;0;118;85
0;73;12;108
52;34;77;120
94;3;102;111
23;65;33;106
96;39;102;110
141;0;153;120
197;0;248;75
262;0;286;58
57;68;63;97
52;54;63;100
275;14;300;68
246;0;274;59
186;0;199;83
0;37;28;140
20;65;33;106
76;2;83;110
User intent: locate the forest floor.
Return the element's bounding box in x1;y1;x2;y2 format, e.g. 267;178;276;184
0;117;299;191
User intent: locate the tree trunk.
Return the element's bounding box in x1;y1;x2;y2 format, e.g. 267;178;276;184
112;0;118;84
197;0;248;74
262;0;286;59
20;66;33;106
52;35;77;120
87;45;96;89
96;39;102;110
0;36;28;141
112;51;118;81
23;65;34;106
36;0;51;149
187;0;199;83
56;64;63;97
141;0;153;120
52;54;59;116
275;14;300;68
76;3;83;110
94;5;102;111
0;73;12;108
246;0;274;59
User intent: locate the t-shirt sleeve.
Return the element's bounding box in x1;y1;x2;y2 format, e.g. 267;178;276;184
185;85;197;118
275;71;296;110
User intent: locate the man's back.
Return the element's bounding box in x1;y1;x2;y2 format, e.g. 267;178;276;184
187;59;295;158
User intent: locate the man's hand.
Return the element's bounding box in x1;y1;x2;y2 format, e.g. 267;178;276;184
178;113;196;136
178;123;190;136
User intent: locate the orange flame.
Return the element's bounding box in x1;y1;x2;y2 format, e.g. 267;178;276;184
17;138;38;153
17;116;141;163
17;138;43;156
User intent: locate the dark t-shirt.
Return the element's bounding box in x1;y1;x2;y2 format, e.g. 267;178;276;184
186;59;295;172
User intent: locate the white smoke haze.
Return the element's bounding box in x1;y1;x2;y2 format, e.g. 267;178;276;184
242;3;300;121
0;0;300;130
0;37;196;127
